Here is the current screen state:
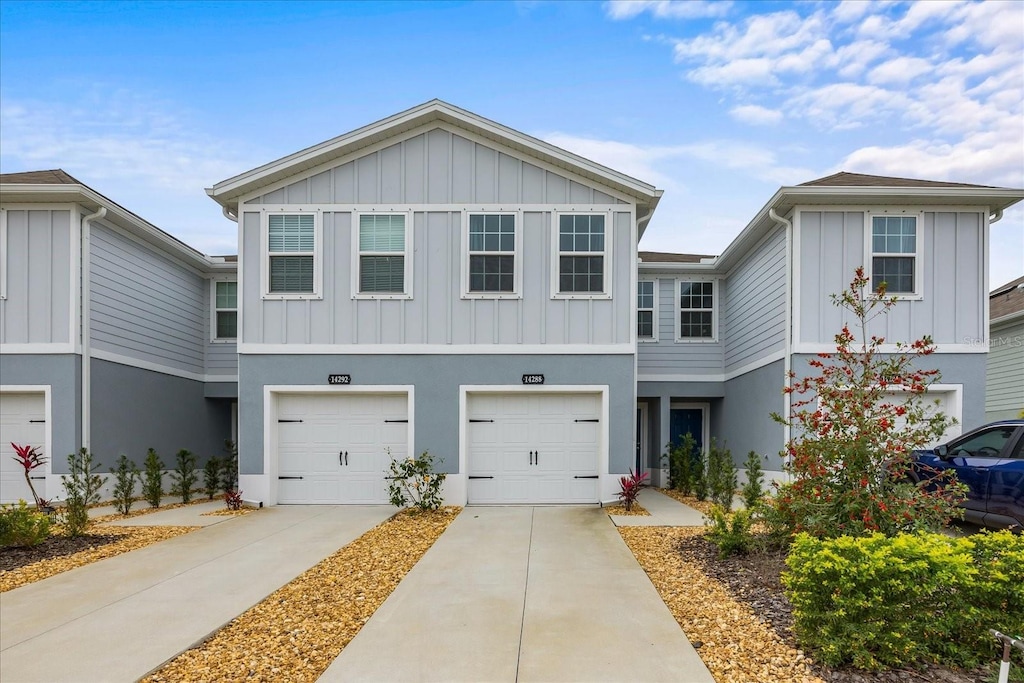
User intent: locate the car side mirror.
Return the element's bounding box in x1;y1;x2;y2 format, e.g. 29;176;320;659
935;444;950;460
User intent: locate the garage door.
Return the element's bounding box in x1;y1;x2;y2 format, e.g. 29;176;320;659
882;388;962;446
276;393;408;504
467;393;601;504
1;393;47;504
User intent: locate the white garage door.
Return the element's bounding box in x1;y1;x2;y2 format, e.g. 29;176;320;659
881;387;962;446
1;393;47;504
276;393;408;504
467;393;601;504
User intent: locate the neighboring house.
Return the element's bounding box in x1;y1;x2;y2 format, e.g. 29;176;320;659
3;102;1022;505
637;172;1024;484
0;170;237;504
986;276;1024;421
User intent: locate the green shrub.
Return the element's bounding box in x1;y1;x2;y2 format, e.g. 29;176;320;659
142;448;164;508
0;500;51;547
170;449;198;504
705;504;753;558
741;451;766;510
784;531;1024;670
222;440;238;491
706;439;737;510
203;456;222;499
111;454;140;515
62;448;103;536
386;451;445;511
666;433;695;495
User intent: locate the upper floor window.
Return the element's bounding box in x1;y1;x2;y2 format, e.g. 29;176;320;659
637;281;656;340
214;281;237;341
870;215;919;295
557;214;606;295
678;280;715;340
467;214;517;295
268;213;316;295
357;214;409;296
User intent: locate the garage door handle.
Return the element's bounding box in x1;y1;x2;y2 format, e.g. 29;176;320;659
278;419;303;423
384;419;408;423
470;419;494;423
279;476;303;480
529;450;535;465
30;476;46;480
535;450;539;465
575;475;599;479
575;419;599;423
29;419;46;423
339;451;348;466
468;476;494;479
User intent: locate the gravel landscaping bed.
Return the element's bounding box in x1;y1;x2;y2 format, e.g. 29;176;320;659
604;502;650;516
0;525;198;592
143;506;461;683
201;508;256;517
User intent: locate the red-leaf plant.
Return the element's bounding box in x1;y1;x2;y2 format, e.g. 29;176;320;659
224;489;244;511
11;443;48;508
770;268;966;539
617;469;650;511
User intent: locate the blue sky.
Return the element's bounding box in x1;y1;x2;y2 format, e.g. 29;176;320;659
1;0;1021;287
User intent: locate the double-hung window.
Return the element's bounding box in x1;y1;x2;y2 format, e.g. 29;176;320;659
213;281;237;340
466;213;517;296
870;215;919;295
557;213;607;295
268;213;316;295
637;281;656;340
678;280;715;340
357;214;408;296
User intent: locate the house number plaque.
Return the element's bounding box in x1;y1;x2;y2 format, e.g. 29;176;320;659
327;374;352;385
522;374;545;385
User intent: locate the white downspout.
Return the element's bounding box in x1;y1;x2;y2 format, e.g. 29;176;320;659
80;207;106;452
769;208;793;472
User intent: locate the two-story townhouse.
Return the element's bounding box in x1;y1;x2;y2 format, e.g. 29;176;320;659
637;172;1024;483
205;100;662;506
0;170;237;503
986;276;1024;421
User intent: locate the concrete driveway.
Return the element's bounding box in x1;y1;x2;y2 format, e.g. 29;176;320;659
0;505;394;683
320;506;715;683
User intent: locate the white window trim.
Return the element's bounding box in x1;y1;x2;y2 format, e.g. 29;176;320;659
351;210;414;300
461;211;523;299
210;276;238;343
260;208;322;300
637;279;657;342
675;277;718;343
865;209;924;300
550;210;613;300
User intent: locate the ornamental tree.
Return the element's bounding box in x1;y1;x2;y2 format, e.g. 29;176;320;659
769;268;967;539
11;442;47;508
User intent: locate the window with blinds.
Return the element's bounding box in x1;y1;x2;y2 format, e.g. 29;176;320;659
359;214;406;293
268;214;315;293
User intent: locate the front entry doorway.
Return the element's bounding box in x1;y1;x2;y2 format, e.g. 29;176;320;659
669;403;708;455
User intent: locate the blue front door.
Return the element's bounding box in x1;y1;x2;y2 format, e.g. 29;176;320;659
670;408;704;452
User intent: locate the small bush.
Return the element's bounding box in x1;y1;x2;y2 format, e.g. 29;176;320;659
0;500;51;547
111;454;140;515
386;451;445;511
706;439;737;510
224;489;244;511
705;505;753;558
170;449;198;504
62;448;103;536
784;531;1024;670
666;432;700;496
741;451;766;510
617;469;649;511
142;449;164;508
203;456;222;500
222;440;239;491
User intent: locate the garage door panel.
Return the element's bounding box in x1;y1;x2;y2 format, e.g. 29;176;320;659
1;393;47;504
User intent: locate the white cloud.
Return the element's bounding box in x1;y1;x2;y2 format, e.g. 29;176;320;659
867;56;934;85
729;104;784;125
605;0;731;20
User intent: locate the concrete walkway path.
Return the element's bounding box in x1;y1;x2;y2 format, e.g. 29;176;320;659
0;505;394;683
320;506;714;683
609;488;708;527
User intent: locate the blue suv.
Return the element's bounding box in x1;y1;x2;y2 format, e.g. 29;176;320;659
911;420;1024;530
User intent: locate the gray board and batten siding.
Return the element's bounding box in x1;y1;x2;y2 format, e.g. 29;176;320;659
797;210;986;347
0;209;74;345
238;353;636;476
239;128;636;348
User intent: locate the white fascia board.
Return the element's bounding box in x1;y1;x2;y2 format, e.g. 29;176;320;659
991;309;1024;326
207;100;660;207
637;262;721;274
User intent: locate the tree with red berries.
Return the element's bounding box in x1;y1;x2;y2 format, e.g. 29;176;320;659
770;268;967;539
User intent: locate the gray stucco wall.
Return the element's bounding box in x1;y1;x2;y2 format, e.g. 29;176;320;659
721;359;786;470
238;353;635;476
0;354;80;473
90;358;233;468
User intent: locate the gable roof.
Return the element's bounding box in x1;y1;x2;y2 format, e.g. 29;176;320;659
0;169;235;272
991;275;1024;322
800;171;996;189
206;99;662;220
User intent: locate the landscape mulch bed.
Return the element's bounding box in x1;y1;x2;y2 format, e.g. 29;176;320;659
604;502;650;516
143;506;461;683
